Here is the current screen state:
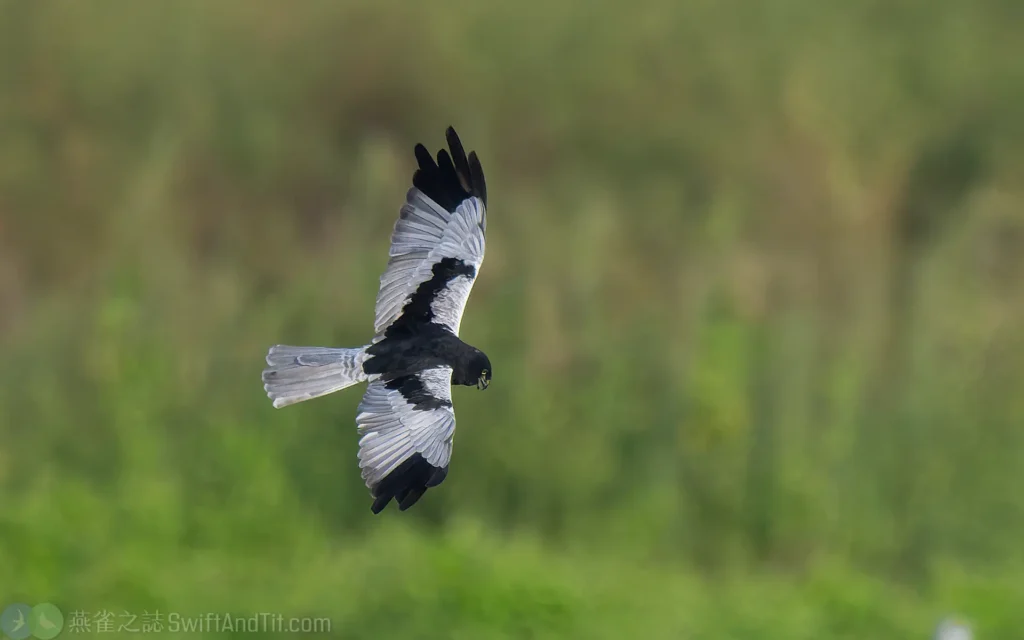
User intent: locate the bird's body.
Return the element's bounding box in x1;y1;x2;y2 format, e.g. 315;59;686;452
365;324;489;388
262;127;491;514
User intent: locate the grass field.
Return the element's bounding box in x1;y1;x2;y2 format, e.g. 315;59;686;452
2;1;1023;638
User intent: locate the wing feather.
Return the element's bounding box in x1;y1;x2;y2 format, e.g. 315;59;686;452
355;368;457;513
372;127;487;338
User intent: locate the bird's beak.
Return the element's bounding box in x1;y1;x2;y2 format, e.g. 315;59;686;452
477;376;489;390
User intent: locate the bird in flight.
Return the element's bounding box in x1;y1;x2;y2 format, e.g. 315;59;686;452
262;126;491;514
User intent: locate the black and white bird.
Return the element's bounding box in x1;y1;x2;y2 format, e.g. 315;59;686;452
261;127;491;514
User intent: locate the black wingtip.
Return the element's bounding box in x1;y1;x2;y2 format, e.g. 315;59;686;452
397;486;426;511
370;495;391;514
367;453;449;514
445;127;463;158
410;126;486;212
413;143;435;170
468;150;487;208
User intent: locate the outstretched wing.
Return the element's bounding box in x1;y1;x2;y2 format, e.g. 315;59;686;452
356;367;456;513
372;127;488;339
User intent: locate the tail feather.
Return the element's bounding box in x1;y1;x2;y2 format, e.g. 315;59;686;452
263;345;369;408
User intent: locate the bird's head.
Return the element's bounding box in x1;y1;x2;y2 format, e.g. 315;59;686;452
469;351;492;390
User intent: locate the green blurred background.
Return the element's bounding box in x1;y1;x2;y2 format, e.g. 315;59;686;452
2;1;1023;638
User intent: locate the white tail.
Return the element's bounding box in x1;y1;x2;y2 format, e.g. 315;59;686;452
262;345;370;408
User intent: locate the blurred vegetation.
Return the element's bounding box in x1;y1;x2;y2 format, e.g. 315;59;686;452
2;0;1023;638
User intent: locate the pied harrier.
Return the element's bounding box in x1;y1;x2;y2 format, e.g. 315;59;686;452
262;127;491;514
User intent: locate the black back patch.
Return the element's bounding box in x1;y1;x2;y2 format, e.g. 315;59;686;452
411;126;487;213
384;374;453;411
385;257;476;336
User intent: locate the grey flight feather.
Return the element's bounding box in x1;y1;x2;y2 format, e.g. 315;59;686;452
372;190;487;338
356;367;456;488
